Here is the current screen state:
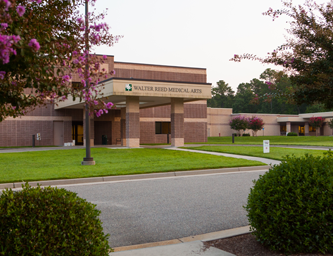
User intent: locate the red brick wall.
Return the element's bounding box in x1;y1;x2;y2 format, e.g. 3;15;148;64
184;122;207;143
0;120;54;147
114;69;206;83
94;121;112;145
139;101;207;144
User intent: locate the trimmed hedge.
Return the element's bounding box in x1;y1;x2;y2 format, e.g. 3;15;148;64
287;132;298;136
0;183;112;255
242;133;250;136
245;152;333;254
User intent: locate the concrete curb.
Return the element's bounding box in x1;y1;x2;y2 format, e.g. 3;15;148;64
113;226;251;252
0;166;269;190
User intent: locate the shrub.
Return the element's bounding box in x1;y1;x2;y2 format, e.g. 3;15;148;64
0;183;111;256
287;132;298;136
245;153;333;254
242;133;250;136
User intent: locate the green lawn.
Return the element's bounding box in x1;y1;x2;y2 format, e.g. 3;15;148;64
0;148;265;183
194;136;333;146
183;146;330;161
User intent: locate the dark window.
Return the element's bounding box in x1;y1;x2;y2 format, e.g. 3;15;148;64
155;122;171;134
309;126;316;132
280;125;286;132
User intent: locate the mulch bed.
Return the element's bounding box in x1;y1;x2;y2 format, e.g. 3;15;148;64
204;233;333;256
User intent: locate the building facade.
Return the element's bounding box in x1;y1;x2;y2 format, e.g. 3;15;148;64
0;56;211;147
1;56;332;147
207;108;333;137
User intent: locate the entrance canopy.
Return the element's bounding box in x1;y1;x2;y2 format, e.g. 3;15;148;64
55;78;211;110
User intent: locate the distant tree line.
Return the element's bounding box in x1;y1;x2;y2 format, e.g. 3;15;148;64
208;69;331;114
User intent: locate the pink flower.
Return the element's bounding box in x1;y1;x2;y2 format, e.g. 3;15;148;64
0;23;8;30
93;100;98;105
28;39;40;51
103;55;107;60
105;102;113;109
3;0;11;11
16;5;25;17
62;75;70;81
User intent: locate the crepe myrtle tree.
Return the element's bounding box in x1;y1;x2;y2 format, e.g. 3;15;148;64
229;115;249;136
309;116;325;136
248;116;264;136
231;0;333;110
0;0;121;122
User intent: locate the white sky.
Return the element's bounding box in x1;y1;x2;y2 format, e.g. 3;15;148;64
91;0;325;92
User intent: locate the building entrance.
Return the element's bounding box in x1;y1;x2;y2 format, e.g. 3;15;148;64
72;121;84;145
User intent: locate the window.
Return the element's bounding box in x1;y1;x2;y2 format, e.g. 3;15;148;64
280;125;286;132
309;126;316;132
155;122;171;134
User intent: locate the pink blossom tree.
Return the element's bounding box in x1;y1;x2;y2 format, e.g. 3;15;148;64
0;0;121;122
309;116;325;136
229;116;249;136
248;116;264;136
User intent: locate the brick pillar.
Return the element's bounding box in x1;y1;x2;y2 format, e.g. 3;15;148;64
126;96;140;148
286;122;291;134
305;122;309;136
83;107;94;147
121;107;126;146
171;98;184;147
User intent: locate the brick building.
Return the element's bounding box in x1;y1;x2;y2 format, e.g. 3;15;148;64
0;56;211;147
2;56;332;147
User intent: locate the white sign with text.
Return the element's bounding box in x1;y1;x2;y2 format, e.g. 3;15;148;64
263;140;270;153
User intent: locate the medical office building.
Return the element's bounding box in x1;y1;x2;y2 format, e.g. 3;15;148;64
1;55;332;147
0;56;211;147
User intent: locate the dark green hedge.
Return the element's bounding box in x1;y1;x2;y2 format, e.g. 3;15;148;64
245;152;333;254
0;183;112;255
287;132;298;136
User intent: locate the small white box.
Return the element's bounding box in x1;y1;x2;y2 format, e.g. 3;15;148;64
263;140;270;153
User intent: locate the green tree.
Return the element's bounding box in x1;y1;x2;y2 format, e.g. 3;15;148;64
232;0;333;109
208;80;234;108
232;83;258;113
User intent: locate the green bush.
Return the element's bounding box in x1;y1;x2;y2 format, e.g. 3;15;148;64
242;133;250;136
245;153;333;254
287;132;298;136
0;183;112;255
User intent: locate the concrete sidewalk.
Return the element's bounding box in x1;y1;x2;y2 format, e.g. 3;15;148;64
167;147;281;166
111;226;251;256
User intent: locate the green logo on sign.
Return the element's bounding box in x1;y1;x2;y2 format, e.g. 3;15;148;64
125;84;132;91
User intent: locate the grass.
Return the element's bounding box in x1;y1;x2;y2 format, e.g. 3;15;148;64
183;146;330;161
190;136;333;146
0;148;265;183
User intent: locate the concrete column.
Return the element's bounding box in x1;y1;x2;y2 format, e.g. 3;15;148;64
83;107;94;147
286;122;291;133
171;98;184;147
126;96;140;148
120;108;126;146
305;122;309;136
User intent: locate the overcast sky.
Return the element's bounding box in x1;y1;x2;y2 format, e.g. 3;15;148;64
91;0;325;92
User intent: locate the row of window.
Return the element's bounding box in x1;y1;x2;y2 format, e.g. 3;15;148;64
280;125;316;133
